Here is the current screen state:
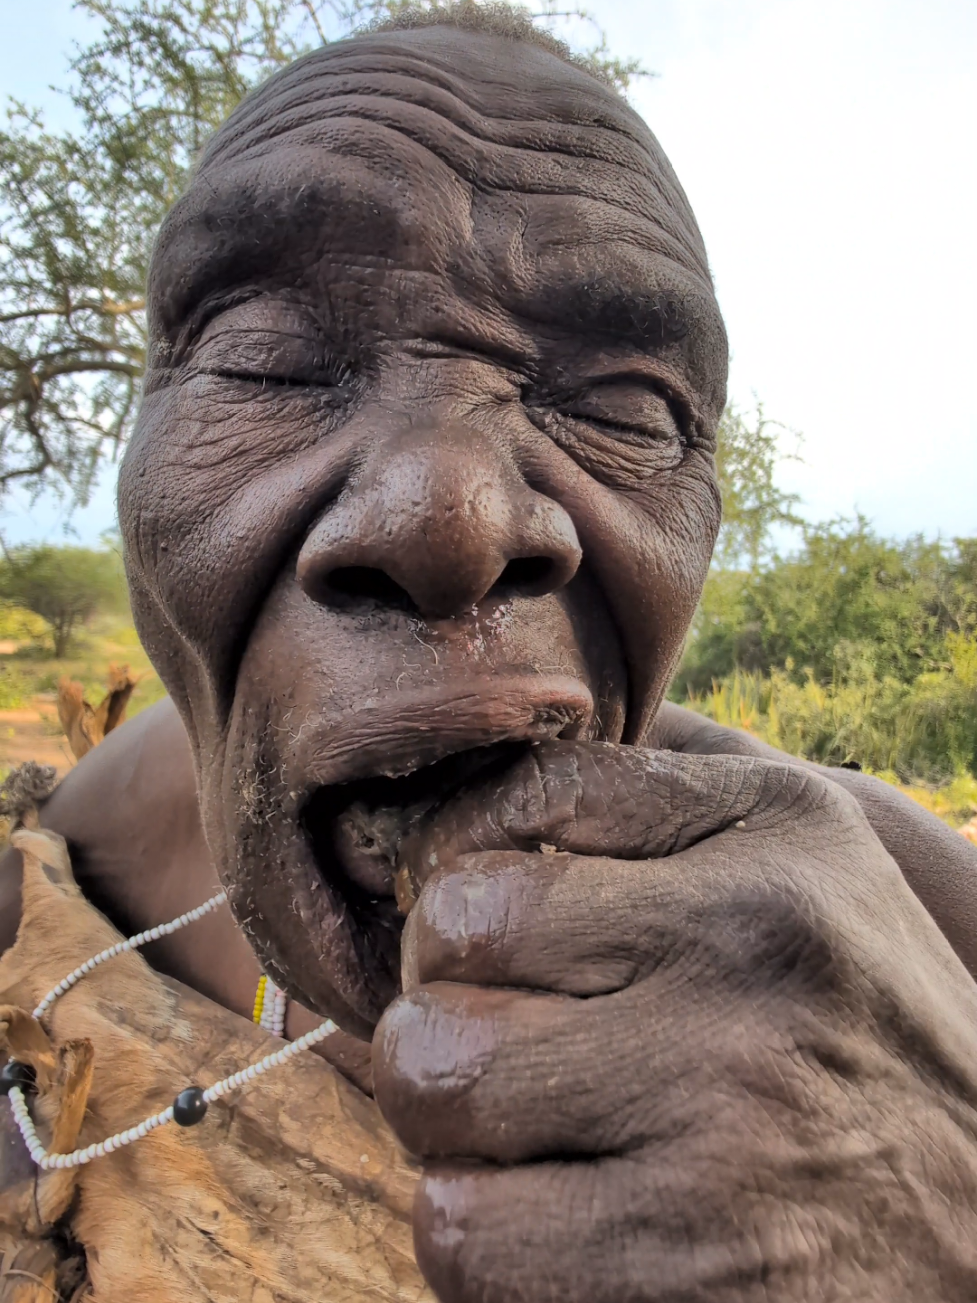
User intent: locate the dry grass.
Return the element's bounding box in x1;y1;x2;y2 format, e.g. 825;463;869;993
687;668;977;830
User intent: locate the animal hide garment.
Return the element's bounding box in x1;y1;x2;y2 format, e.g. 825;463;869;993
0;825;433;1303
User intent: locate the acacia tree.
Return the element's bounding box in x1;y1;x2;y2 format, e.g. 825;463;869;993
0;544;126;655
713;403;802;571
0;0;640;508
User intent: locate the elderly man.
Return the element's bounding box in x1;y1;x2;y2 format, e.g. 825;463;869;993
3;7;977;1300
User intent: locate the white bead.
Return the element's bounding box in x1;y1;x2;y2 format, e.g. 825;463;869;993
8;897;340;1171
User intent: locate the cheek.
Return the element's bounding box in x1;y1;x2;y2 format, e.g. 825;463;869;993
648;450;722;601
125;380;327;514
516;435;719;737
119;385;358;727
626;450;721;653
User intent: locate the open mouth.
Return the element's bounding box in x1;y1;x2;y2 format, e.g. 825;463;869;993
301;737;530;926
226;675;596;1034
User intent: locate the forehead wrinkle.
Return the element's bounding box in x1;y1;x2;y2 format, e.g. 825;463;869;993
198;107;707;287
201;38;643;161
209;90;678;218
202;60;649;175
196;45;708;283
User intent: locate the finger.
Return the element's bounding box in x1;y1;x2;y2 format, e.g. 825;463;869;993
374;955;795;1165
403;850;672;994
401;741;824;889
374;982;628;1163
648;698;776;760
411;1157;786;1303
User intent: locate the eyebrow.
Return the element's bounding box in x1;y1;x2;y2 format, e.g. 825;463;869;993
155;178;693;364
520;279;691;353
152;178;397;338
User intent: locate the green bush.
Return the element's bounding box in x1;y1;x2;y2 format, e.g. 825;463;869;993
0;602;49;644
682;638;977;785
675;522;977;784
676;522;977;697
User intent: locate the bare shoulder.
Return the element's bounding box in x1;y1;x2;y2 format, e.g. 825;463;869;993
653;701;977;979
37;696;198;855
0;698;205;951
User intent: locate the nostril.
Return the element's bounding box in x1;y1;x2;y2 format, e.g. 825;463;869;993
493;556;556;596
323;566;417;611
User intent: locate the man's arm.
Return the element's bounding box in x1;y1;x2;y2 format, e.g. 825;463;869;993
651;700;977;980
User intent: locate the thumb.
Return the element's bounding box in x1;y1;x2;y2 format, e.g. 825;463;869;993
400;740;822;891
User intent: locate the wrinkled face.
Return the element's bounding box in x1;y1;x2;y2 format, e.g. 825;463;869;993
120;27;727;1037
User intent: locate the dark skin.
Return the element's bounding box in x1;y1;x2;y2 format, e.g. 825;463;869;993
3;25;977;1300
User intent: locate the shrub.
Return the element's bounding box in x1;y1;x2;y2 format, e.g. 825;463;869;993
685;639;977;786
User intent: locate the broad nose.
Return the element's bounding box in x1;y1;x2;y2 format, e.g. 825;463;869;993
296;427;581;619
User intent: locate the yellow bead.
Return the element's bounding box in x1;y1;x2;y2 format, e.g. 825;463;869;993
252;974;267;1024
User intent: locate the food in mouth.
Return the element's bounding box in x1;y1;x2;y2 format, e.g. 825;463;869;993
302;740;530;925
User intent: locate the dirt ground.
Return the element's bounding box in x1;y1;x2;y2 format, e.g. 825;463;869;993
0;700;76;778
0;613;166;785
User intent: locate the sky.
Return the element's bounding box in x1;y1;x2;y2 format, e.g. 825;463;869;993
1;0;975;547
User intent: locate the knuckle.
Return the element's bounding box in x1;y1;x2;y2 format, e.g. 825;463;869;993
504;742;584;843
678;886;849;1006
373;986;503;1156
413;1171;494;1303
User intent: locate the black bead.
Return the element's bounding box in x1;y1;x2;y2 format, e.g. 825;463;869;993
173;1086;208;1127
0;1060;37;1096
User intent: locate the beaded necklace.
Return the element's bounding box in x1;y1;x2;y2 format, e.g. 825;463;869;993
1;892;337;1171
253;971;288;1037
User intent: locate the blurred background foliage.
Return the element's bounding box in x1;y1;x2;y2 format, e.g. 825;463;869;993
674;433;977;821
0;543;127;655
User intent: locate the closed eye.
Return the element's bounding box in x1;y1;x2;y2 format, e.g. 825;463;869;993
190;302;354;392
200;366;351;389
553;381;684;444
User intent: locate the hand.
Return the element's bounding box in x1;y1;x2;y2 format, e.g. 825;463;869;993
373;741;977;1302
650;702;977;986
